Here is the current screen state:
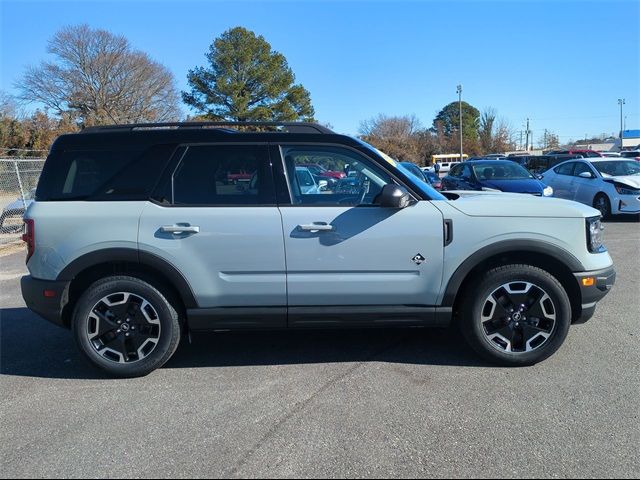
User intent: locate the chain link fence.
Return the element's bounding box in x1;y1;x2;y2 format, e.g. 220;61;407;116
1;155;46;245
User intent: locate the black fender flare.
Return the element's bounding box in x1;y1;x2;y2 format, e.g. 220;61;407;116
441;239;585;307
57;248;198;308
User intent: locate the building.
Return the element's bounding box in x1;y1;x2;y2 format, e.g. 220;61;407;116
616;130;640;150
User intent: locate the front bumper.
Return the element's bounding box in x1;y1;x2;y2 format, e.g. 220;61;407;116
572;266;616;324
21;275;71;328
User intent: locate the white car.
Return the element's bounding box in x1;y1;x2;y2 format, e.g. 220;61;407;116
295;166;323;194
541;159;640;217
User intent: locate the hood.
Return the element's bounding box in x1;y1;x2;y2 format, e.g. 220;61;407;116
446;191;600;218
602;174;640;189
480;178;545;194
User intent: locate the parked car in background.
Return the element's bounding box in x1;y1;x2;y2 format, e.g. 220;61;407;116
0;188;36;234
506;154;580;174
546;149;603;158
541;159;640;217
399;162;429;183
619;150;640;161
483;154;508;159
424;170;443;190
442;160;553;196
600;152;621;158
298;163;346;180
295;166;324;194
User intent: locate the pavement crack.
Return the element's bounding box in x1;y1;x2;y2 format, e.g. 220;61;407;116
226;334;409;477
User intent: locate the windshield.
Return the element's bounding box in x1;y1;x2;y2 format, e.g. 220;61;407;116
472;162;534;180
593;160;640;176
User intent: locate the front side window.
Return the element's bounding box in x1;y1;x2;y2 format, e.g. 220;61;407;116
171;145;274;206
573;162;594;177
281;145;393;206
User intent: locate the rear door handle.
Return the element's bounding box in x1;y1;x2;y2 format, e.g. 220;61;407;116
160;225;200;234
297;223;334;232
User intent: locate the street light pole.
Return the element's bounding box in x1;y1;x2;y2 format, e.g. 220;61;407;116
457;84;463;161
618;98;625;149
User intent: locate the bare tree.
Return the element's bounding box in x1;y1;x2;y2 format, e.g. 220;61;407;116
479;108;496;153
359;114;425;163
18;25;180;125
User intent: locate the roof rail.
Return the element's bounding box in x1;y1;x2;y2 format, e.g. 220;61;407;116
81;121;334;134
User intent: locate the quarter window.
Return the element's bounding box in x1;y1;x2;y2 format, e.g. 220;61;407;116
281;146;393;206
170;145;274;206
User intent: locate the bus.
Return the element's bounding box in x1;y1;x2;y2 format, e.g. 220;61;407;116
430;154;469;175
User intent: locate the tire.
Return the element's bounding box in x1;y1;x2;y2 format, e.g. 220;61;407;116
72;276;181;378
592;193;611;218
460;264;571;367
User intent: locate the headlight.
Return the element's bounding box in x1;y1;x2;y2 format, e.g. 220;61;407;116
614;183;640;196
543;186;553;197
586;216;606;253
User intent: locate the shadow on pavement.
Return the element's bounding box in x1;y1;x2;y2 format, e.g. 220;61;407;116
1;307;487;380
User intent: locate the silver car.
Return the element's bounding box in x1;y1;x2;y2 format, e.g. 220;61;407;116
541;159;640;217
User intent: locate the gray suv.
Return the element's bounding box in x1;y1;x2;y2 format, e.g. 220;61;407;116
20;122;616;377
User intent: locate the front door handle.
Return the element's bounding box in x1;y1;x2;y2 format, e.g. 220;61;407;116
297;223;334;232
160;225;200;234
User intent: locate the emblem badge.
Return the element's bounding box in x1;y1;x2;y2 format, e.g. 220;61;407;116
412;254;426;265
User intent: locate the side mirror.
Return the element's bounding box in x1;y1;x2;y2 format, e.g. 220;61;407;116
318;180;328;191
579;171;594;179
378;184;411;208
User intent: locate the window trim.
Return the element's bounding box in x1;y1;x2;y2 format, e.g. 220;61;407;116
273;142;421;207
150;142;279;208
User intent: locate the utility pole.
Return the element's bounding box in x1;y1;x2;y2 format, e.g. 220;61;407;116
525;118;530;151
618;98;625;149
457;85;463;161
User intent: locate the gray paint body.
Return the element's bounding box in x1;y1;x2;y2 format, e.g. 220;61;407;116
25;190;612;310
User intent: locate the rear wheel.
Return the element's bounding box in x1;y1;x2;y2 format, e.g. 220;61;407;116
72;276;181;377
593;193;610;218
460;264;571;366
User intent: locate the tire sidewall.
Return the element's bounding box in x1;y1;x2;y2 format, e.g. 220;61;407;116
593;194;610;218
463;266;571;366
72;276;180;377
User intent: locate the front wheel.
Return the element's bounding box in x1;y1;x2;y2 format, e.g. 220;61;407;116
460;264;571;366
72;276;181;377
593;194;611;218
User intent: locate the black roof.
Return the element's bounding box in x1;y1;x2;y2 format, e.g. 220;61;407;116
52;121;358;151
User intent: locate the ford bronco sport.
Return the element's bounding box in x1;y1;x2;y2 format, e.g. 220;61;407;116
21;122;616;377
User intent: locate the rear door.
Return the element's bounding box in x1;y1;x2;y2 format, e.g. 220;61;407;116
138;144;286;328
274;144;444;324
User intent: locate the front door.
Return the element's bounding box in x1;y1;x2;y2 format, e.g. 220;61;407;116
138;144;286;328
275;145;444;321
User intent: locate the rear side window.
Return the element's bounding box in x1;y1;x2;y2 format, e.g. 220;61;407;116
170;145;275;206
37;149;144;201
554;162;575;176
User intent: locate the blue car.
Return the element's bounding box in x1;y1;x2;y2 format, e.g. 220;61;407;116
442;160;554;196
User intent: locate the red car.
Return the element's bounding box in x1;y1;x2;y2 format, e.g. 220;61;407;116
226;170;253;184
298;163;346;180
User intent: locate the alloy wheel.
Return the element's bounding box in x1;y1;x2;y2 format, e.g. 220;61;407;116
86;292;161;364
480;281;556;354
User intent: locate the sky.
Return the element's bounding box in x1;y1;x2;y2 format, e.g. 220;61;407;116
1;0;639;144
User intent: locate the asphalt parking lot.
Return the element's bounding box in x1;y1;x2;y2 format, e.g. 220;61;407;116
1;219;639;478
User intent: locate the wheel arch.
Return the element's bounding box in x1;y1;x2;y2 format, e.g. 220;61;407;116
57;248;197;328
443;241;584;324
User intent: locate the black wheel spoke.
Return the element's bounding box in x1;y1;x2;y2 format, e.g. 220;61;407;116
481;281;556;355
87;292;161;364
